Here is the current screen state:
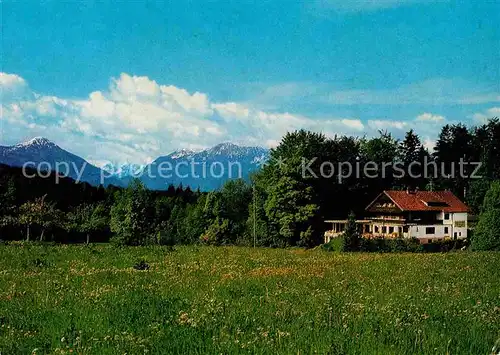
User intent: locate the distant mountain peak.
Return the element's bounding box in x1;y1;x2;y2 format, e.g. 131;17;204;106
209;142;252;155
213;142;239;149
168;148;197;159
102;162;145;177
0;137;124;187
16;137;56;148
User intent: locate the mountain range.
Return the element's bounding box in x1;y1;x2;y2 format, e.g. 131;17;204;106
0;138;269;190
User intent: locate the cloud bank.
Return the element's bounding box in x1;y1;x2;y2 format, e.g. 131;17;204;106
1;73;365;165
1;72;497;166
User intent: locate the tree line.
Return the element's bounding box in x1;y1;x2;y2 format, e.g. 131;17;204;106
0;118;499;250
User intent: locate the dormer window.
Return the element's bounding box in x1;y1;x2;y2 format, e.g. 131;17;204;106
421;199;449;207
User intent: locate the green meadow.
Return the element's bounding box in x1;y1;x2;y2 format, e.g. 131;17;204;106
0;244;498;354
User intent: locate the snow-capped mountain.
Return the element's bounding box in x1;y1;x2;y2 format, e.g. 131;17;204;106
167;149;197;160
101;162;146;186
141;143;269;191
0;138;269;190
102;163;145;178
0;137;123;187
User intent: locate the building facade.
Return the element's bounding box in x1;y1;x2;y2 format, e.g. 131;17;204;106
324;190;469;244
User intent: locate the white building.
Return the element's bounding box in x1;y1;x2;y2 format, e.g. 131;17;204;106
324;190;469;244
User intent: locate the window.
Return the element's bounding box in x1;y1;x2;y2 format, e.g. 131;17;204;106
425;201;448;207
374;226;379;233
382;226;387;234
403;226;409;233
444;227;449;234
425;227;435;235
444;213;450;220
389;226;394;234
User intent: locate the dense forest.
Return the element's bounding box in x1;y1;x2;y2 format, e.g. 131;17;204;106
0;119;499;250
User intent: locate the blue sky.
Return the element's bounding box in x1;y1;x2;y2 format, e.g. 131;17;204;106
1;0;499;165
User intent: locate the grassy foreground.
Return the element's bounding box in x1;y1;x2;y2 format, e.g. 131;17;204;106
0;245;499;354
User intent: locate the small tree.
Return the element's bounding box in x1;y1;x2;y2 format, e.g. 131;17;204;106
0;177;16;215
0;177;18;239
18;195;60;241
201;217;231;245
472;181;500;251
68;204;108;244
110;180;155;245
342;211;360;252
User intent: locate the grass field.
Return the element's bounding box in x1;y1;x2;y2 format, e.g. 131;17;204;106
0;244;499;354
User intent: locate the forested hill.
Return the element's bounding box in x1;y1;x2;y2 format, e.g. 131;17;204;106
0;118;499;248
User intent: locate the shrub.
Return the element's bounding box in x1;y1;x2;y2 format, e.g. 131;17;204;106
341;212;360;252
133;259;150;271
472;209;500;251
421;239;468;253
156;230;176;247
322;237;343;252
359;237;424;253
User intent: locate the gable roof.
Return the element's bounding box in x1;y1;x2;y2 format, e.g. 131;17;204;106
366;190;469;213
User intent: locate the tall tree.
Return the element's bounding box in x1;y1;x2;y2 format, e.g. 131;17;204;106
433;124;474;197
360;131;400;197
110;180;155;245
471;181;500;251
473;118;500;180
264;176;318;246
398;129;429;190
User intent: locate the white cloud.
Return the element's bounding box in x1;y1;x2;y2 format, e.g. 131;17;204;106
341;119;364;130
212;102;250;119
423;138;436;152
471;107;500;123
416;113;445;122
0;73;26;88
3;72;485;165
0;73;34;102
0;72;371;164
368;120;409;130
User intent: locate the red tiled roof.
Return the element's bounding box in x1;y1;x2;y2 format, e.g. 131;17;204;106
382;190;469;213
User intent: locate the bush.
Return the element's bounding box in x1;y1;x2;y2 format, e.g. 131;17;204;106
422;239;468;252
156;230;176;247
472;209;500;251
133;259;150;271
359;237;423;253
322;237;343;252
341;212;360;252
